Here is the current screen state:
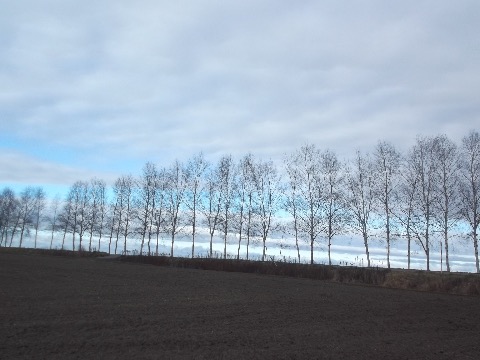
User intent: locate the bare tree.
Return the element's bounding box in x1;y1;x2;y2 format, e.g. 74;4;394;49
252;159;281;262
202;165;223;258
185;153;209;258
137;162;158;255
107;198;119;254
321;150;347;266
407;137;439;271
346;151;375;267
18;187;36;248
0;188;18;247
32;187;46;249
284;153;302;263
432;135;460;272
294;145;326;265
95;179;107;251
74;181;90;251
164;161;187;257
152;168;167;256
217;155;237;259
64;181;86;251
459;130;480;273
233;154;256;259
47;195;61;249
112;175;136;255
85;178;107;252
396;156;420;270
373;141;401;269
59;189;74;250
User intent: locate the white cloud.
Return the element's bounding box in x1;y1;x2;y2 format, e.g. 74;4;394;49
1;0;479;185
0;150;117;186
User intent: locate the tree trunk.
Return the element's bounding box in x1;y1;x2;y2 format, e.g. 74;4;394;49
50;216;56;250
192;220;196;259
98;212;104;252
295;222;300;264
444;228;450;272
407;232;411;270
474;231;479;273
209;232;214;258
310;236;314;265
363;232;370;267
328;239;332;266
426;243;430;271
386;209;391;269
262;239;266;262
246;199;252;260
147;214;153;256
155;225;160;256
223;209;228;259
237;206;244;260
108;220;114;255
19;225;26;248
88;232;93;252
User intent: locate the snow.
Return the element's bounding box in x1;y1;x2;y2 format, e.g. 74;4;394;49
7;227;479;273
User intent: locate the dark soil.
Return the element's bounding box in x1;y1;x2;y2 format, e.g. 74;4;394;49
1;251;479;359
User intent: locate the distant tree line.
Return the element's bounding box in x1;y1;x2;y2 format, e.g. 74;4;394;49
1;131;479;272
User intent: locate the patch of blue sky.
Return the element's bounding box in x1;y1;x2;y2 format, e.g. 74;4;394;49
0;182;70;199
0;133;76;166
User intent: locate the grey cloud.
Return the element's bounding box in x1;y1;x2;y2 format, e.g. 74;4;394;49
1;0;479;185
0;151;117;185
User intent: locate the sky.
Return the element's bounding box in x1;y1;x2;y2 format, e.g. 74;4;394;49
1;0;479;196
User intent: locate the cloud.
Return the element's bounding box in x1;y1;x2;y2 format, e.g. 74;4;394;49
0;150;117;186
1;0;479;186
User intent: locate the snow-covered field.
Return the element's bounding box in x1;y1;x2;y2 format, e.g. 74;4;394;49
7;226;478;273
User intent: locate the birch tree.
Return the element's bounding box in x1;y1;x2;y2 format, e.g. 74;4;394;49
112;175;136;255
408;137;439;271
107;197;119;254
94;179;107;251
48;195;60;249
32;187;46;249
202;164;223;257
74;181;90;251
152;168;167;256
346;151;375;267
289;145;324;265
432;135;460;272
137;162;158;255
396;157;419;269
0;188;17;247
234;154;256;259
459;130;480;273
252;159;281;262
59;189;74;250
217;155;237;259
373;141;401;269
84;178;107;252
164;161;187;257
321;150;347;266
18;187;36;248
284;153;302;263
185;153;209;258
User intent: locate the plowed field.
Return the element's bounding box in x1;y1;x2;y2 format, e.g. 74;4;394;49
1;251;479;359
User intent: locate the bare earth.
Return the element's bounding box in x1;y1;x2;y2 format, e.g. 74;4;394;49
1;252;479;360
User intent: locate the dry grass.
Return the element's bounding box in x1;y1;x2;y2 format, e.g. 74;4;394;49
0;247;109;258
383;270;480;296
119;255;480;296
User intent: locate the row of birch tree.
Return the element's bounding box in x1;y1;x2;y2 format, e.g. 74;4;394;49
1;131;479;272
